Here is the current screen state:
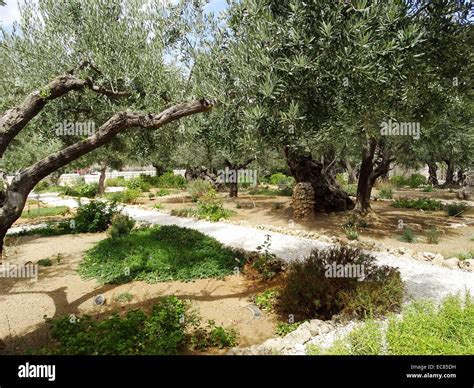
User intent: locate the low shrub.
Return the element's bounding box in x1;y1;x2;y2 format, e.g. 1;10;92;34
158;172;186;188
73;200;119;233
390;175;409;188
64;183;99;198
408;173;427;188
114;292;134;303
105;177;126;187
254;289;279;312
37;258;52;267
426;226;441;244
126;177;151;192
455;250;474;261
378;183;393;199
343;226;359;240
156;188;170;196
108;214;135;239
195;189;234;221
392;197;444;211
445;202;468;217
399;227;416;243
269;173;295;187
342;183;357;197
276;246;403;321
275;321;303;337
187;179;211;202
106;189;141;204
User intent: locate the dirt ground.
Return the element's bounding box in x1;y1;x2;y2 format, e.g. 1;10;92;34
0;233;278;354
146;188;474;258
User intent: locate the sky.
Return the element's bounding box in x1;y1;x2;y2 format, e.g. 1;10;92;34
0;0;229;31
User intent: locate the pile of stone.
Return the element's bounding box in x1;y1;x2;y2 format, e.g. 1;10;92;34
291;182;315;220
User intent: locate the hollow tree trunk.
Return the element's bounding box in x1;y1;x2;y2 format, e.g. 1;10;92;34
98;162;107;195
284;147;354;213
427;162;438;186
444;160;455;186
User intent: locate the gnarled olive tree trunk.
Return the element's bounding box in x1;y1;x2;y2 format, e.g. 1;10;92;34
0;70;214;260
284;147;354;213
354;138;394;215
427;162;438;186
223;158;255;198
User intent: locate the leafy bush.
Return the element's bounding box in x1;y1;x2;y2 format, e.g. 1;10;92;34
445;202;468;217
156;188;170;196
64;183;99;198
158;172;186;188
408;173;427;188
254;289;279;312
187;179;211;202
342;183;357;197
390;175;409;188
399;227;416;243
455;250;474;261
79;225;243;284
426;226;441;244
276;321;303;336
106;189;141;204
108;214;135;239
195;189;234;221
392;197;444;211
126;177;151;192
73;201;119;233
106;177;126;187
422;185;434;192
45;296;190;355
276;246;403;321
269;173;295;187
37;258;52;267
378;183;393;199
34;180;50;192
199;320;237;349
138;173;161;187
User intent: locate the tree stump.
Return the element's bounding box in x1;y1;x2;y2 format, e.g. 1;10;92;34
292;182;315;220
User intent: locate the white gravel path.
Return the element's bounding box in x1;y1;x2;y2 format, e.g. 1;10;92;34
30;193;474;302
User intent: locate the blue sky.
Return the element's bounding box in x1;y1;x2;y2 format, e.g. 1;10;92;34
1;0;229;31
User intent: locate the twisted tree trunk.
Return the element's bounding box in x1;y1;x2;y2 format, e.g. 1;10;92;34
223;158;255;198
284;147;354;213
98;161;107;195
444;159;455;186
427;162;438;186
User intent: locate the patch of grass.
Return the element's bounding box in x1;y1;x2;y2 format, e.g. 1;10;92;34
392;197;444;211
113;292;134;303
106;177;126;187
426;226;441;244
445;202;469;217
21;206;69;219
153;204;165;210
37;258;52;267
63;183;99;198
79;225;243;284
422;185;434;192
157;172;187;189
9;220;75;237
276;246;404;321
399;227;416;243
170;190;234;222
155;188;170;197
311;293;474;355
106;189;141;204
191;320;237;350
275;321;303;336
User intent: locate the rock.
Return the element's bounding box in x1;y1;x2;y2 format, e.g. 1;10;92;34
432;254;445;266
285;328;312;344
422;252;436;260
458;260;473;271
293;343;306;353
398;247;408;255
442;257;460;270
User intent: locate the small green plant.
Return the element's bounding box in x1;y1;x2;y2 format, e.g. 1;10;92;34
158;172;186;188
106;177;127;187
445;202;468;217
195;189;234;221
205;320;237;349
107;189;141;204
126;177;151;192
74;200;119;233
253;235;283;280
154;203;164;210
392;197;443;211
114;292;134;303
426;226;441;244
275;321;303;336
399;227;416;243
187;179;211;202
108;214;135;239
343;226;359;240
37;258;52;267
156;188;170;196
408;173;427;188
63;183;99;198
389;175;409;188
378;183;393;199
254;289;279;311
455;250;474;261
422;185;434;192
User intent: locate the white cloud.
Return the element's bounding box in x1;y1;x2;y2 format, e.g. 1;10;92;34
0;0;22;29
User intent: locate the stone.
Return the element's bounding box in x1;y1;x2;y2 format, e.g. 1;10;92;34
458;260;472;271
422;252;436;260
432;254;445;266
285;328;312;344
443;258;460;270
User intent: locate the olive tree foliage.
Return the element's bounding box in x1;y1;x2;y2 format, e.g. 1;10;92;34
0;0;215;256
192;0;428;212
